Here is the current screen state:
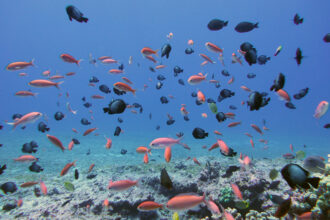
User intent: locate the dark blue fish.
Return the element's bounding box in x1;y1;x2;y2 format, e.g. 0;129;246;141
235;22;258;33
66;5;88;23
207;19;228;31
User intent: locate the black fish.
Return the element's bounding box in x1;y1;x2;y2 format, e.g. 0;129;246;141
176;132;184;138
218;89;235;102
120;149;127;155
207;98;216;104
157;74;166;81
12;113;22;120
294;48;303;65
22;141;38;153
195;100;203;106
191;92;197;97
113;87;126;95
149;67;155;72
0;125;2;130
1;182;17;194
267;194;285;205
285;102;296;109
118;63;124;70
221;69;230;77
183;115;189;121
117;117;123;123
38;122;49;133
293;13;304;25
66;5;88;23
81;118;91;125
34;187;41;197
270;73;285;91
240;42;254;52
99;84;111;94
229;105;237;110
149;113;152;120
293;88;309;100
247;91;270;111
215;83;220;88
29;162;43;173
86;149;91;155
185;48;194;54
281;163;320;189
235;22;258;33
221;165;240;178
0;165;6;175
207;19;228;31
114;126;121;136
89;76;99;83
166;119;175;125
72;138;80;145
54;111;65;121
2;203;17;211
83;102;92;108
323;33;330;43
161;44;171;59
156;81;163;90
274;198;291;218
173;66;183;76
178;79;185;86
156;125;160;130
324;123;330;129
216;112;226;122
192;127;208;139
244;48;257;65
103;99;126;114
257;55;270;65
74;169;79;180
220;147;237;157
160;168;173;190
160;96;169;104
82;97;86;102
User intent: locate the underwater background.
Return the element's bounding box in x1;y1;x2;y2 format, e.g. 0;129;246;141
0;0;329;219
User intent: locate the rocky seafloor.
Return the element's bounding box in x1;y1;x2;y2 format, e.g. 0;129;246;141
0;156;329;220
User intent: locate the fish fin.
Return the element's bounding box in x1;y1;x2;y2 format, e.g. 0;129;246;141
55;81;64;89
254;22;259;28
82;17;88;23
30;58;35;66
308;177;321;188
76;59;83;66
33;93;39;97
72;160;77;167
154;49;159;57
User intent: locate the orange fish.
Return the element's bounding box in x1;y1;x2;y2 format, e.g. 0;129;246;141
17;199;23;207
20;181;38;188
83;128;97;136
15;91;38;97
109;69;123;74
141;47;158;56
187;39;194;45
250;139;254;148
187;73;207;85
231;183;243;200
46;134;65;151
197;90;205;103
101;58;117;64
98;56;112;60
68;140;74;151
251;124;263;135
65;72;75;76
113;82;136;95
214;130;222;136
313;101;329;119
42;70;50;76
28;79;63;89
103;199;109;207
145;55;157;63
201;61;208;66
108;179;138;191
240;85;251;92
19;72;28;76
89;83;95;87
60;161;76;176
13;155;38;162
244;133;253;138
155;65;166;69
6;112;42;129
40;181;47;195
224;112;236;119
201;113;207;118
217;139;229;155
60;54;81;65
209;79;219;84
88;163;95;173
72;128;78;133
105;136;112;149
164;147;171;163
137;201;163;211
205;42;223;53
193;157;201;166
6;59;34;71
228;121;241;127
180;104;189;116
276;89;291;102
122;77;133;84
49;75;65;80
91;95;104;99
228;77;234;85
199;54;215;64
166;193;206;211
220;205;235;220
143;153;149;164
136;146;151;154
289;144;293;152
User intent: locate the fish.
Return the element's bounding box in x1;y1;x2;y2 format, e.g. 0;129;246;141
7;112;42;129
235;21;258;33
28;79;63;89
231;53;243;65
199;54;215;64
137;201;163;211
60;161;76;176
1;182;17;194
164;147;171;163
192;127;208;139
68;141;74;151
13;155;38;162
109;69;123;74
40;181;47;195
251;124;263;135
108;179;138;191
274;45;283;56
141;47;158;56
6;59;34;71
313;101;328;119
205;42;223;53
113;82;136;95
228;122;241;127
207;19;228;31
105;136;112;149
74;169;79;180
193;158;201;166
88;163;95;173
161;44;171;58
160;168;173;190
293;13;304;25
274;198;291;218
231;183;243;200
20;181;38;188
217;139;229;155
149;137;183;149
294;48;303;65
187;39;194;45
166;193;206;211
0;165;6;175
66;5;88;23
187;73;207;85
143;153;149;164
60;54;81;65
15;91;38;97
46;134;65;151
83;128;97;136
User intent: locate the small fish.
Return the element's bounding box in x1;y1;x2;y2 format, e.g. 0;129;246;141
313;101;328;119
164;147;171;163
6;59;34;71
60;54;82;65
166;193;206;211
274;45;283;56
160;168;173;190
199;53;215;64
205;42;223;53
83;128;97;136
137;201;163;211
251;124;263;135
231;183;243;200
47;134;65;151
108;179;138;191
60;161;76;176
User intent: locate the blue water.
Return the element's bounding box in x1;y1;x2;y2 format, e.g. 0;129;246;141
0;0;329;218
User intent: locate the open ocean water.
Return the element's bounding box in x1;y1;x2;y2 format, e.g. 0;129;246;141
0;0;329;219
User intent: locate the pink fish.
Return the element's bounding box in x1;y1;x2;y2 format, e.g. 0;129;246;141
314;101;329;119
7;112;42;129
40;181;47;195
108;179;138;191
149;137;183;149
187;73;207;85
28;79;63;89
199;54;215;64
205;42;223;53
15;91;38;97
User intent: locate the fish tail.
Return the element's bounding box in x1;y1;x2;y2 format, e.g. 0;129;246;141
72;160;77;166
308;177;321;188
254;22;259;28
82;17;88;23
55;81;64;89
132;89;136;96
154;49;159;57
6;122;16;130
77;59;83;66
30;58;35;66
